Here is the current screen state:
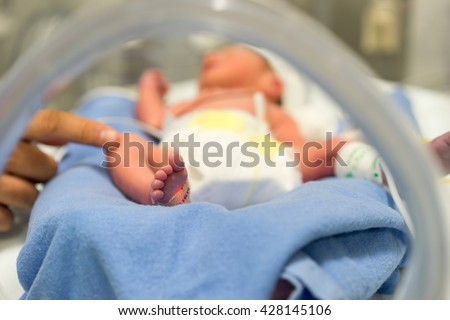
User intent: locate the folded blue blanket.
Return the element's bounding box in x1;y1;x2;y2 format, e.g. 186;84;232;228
17;94;409;299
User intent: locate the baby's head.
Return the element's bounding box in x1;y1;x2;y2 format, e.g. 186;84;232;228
199;45;284;103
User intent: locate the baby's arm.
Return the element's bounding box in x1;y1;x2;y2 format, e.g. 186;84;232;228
267;105;305;151
136;70;169;130
267;104;347;182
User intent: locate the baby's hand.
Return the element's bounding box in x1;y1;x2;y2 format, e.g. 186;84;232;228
139;69;169;97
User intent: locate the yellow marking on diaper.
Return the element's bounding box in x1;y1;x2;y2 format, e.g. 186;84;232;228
191;110;245;133
247;134;283;159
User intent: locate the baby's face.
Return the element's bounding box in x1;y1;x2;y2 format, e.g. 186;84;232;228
199;46;270;90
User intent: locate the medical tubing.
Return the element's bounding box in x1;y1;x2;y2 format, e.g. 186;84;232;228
0;0;449;298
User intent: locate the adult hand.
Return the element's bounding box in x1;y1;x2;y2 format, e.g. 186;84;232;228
429;131;450;175
0;110;120;232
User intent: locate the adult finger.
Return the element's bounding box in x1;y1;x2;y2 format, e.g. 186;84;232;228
0;205;14;232
6;142;58;182
0;174;39;210
429;131;450;174
23;110;121;147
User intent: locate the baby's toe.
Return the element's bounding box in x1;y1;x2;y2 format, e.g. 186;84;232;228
151;179;164;190
161;164;174;175
151;189;164;202
154;169;168;181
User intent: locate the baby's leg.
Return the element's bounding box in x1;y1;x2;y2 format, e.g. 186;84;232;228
108;133;189;206
108;133;156;205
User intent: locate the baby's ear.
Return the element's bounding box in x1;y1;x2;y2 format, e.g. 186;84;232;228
263;73;284;103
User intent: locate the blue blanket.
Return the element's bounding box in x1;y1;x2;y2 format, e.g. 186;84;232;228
17;94;409;299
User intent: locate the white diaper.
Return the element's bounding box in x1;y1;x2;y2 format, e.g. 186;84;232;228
161;108;301;209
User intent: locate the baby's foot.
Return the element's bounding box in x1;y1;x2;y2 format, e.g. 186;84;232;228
150;154;190;206
430;131;450;174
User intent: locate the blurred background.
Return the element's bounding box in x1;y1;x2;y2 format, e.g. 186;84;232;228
0;0;449;110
